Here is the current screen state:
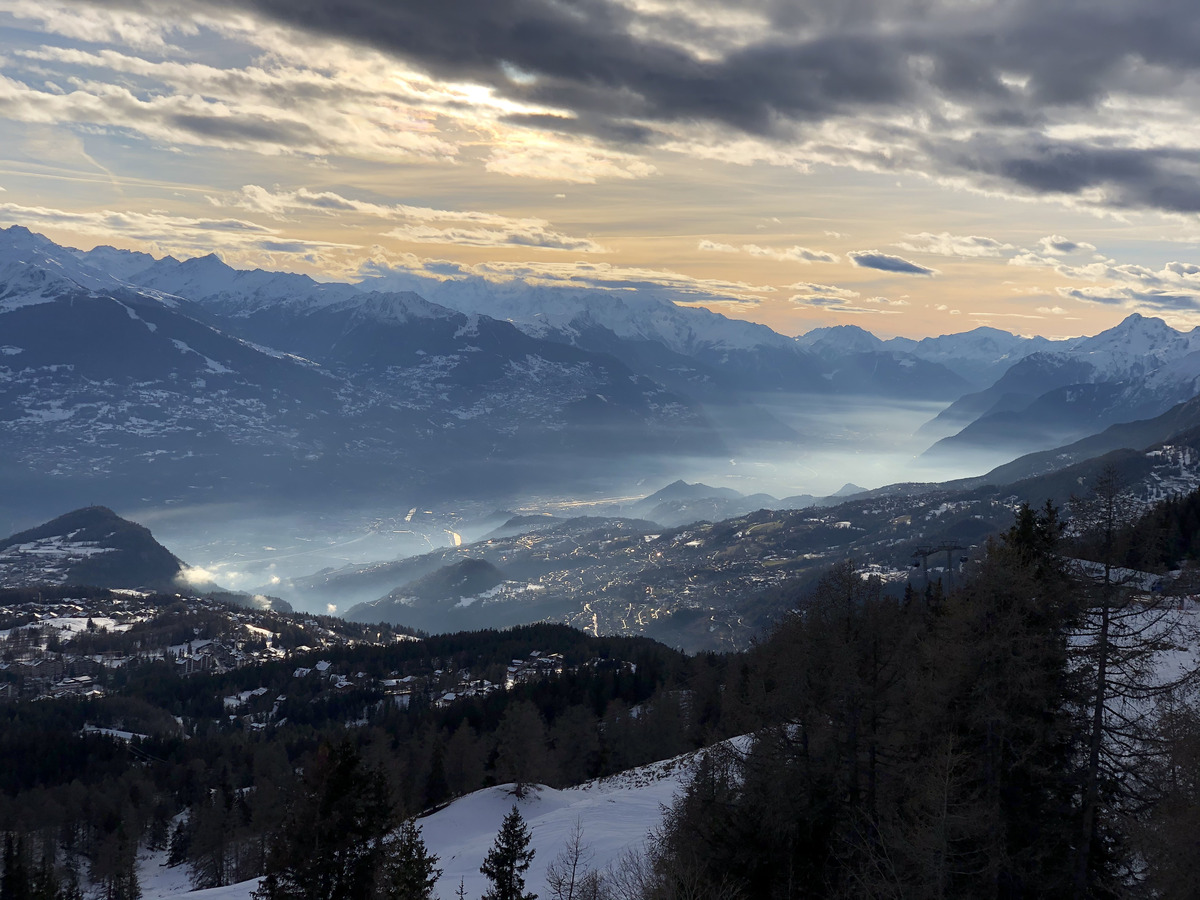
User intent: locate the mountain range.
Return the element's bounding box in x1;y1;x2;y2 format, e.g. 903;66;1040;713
8;223;1200;535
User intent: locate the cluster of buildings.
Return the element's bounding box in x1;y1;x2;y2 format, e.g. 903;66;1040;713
0;592;368;701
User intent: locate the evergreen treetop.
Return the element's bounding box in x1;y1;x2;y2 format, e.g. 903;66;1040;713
480;807;536;900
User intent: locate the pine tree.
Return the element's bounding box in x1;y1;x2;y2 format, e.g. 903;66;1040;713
480;807;536;900
376;819;441;900
254;740;395;900
492;703;549;799
91;826;140;900
2;833;30;900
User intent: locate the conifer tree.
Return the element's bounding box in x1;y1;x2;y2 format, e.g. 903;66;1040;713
480;807;536;900
376;819;441;900
254;740;395;900
492;703;549;799
2;833;30;900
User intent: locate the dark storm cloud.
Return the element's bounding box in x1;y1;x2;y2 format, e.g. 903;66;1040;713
82;0;1200;215
937;135;1200;213
848;251;937;276
112;0;921;139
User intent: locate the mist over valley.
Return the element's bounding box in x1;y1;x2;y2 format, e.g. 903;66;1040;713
6;225;1200;634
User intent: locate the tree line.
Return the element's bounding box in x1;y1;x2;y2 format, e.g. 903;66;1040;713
0;625;738;899
6;474;1200;898
638;473;1200;898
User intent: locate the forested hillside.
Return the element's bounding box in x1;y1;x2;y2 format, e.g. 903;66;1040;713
3;478;1200;898
0;622;734;899
640;493;1200;898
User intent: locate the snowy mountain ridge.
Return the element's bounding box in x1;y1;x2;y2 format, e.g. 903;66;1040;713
0;225;133;308
0;225;724;520
356;268;798;356
1064;312;1200;382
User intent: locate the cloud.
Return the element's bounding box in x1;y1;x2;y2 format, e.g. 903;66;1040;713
1037;234;1097;256
384;223;602;251
798;300;903;315
896;232;1014;258
743;244;839;263
1003;240;1200;312
699;240;838;263
0;199;360;262
52;0;1200;215
848;251;938;276
790;282;905;314
1059;286;1200;311
359;256;777;306
2;0;189;51
788;281;860;300
483;131;658;182
218;185;606;252
176;565;218;586
697;239;739;253
10;0;1200;212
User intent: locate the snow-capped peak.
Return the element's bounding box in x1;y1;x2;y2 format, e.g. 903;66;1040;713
1067;313;1192;380
0;225;131;308
795;324;884;355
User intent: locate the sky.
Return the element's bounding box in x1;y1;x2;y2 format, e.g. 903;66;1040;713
5;0;1200;339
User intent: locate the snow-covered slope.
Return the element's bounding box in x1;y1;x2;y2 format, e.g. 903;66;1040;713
70;244;159;282
790;324;972;399
123;254;370;317
145;741;741;900
0;506;186;590
1067;313;1200;382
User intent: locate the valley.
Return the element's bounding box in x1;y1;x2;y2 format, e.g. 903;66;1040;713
7;224;1200;899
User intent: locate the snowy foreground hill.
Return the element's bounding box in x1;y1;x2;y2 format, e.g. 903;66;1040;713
141;742;740;900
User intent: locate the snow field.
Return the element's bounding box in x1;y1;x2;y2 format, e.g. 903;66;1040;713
143;741;735;900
